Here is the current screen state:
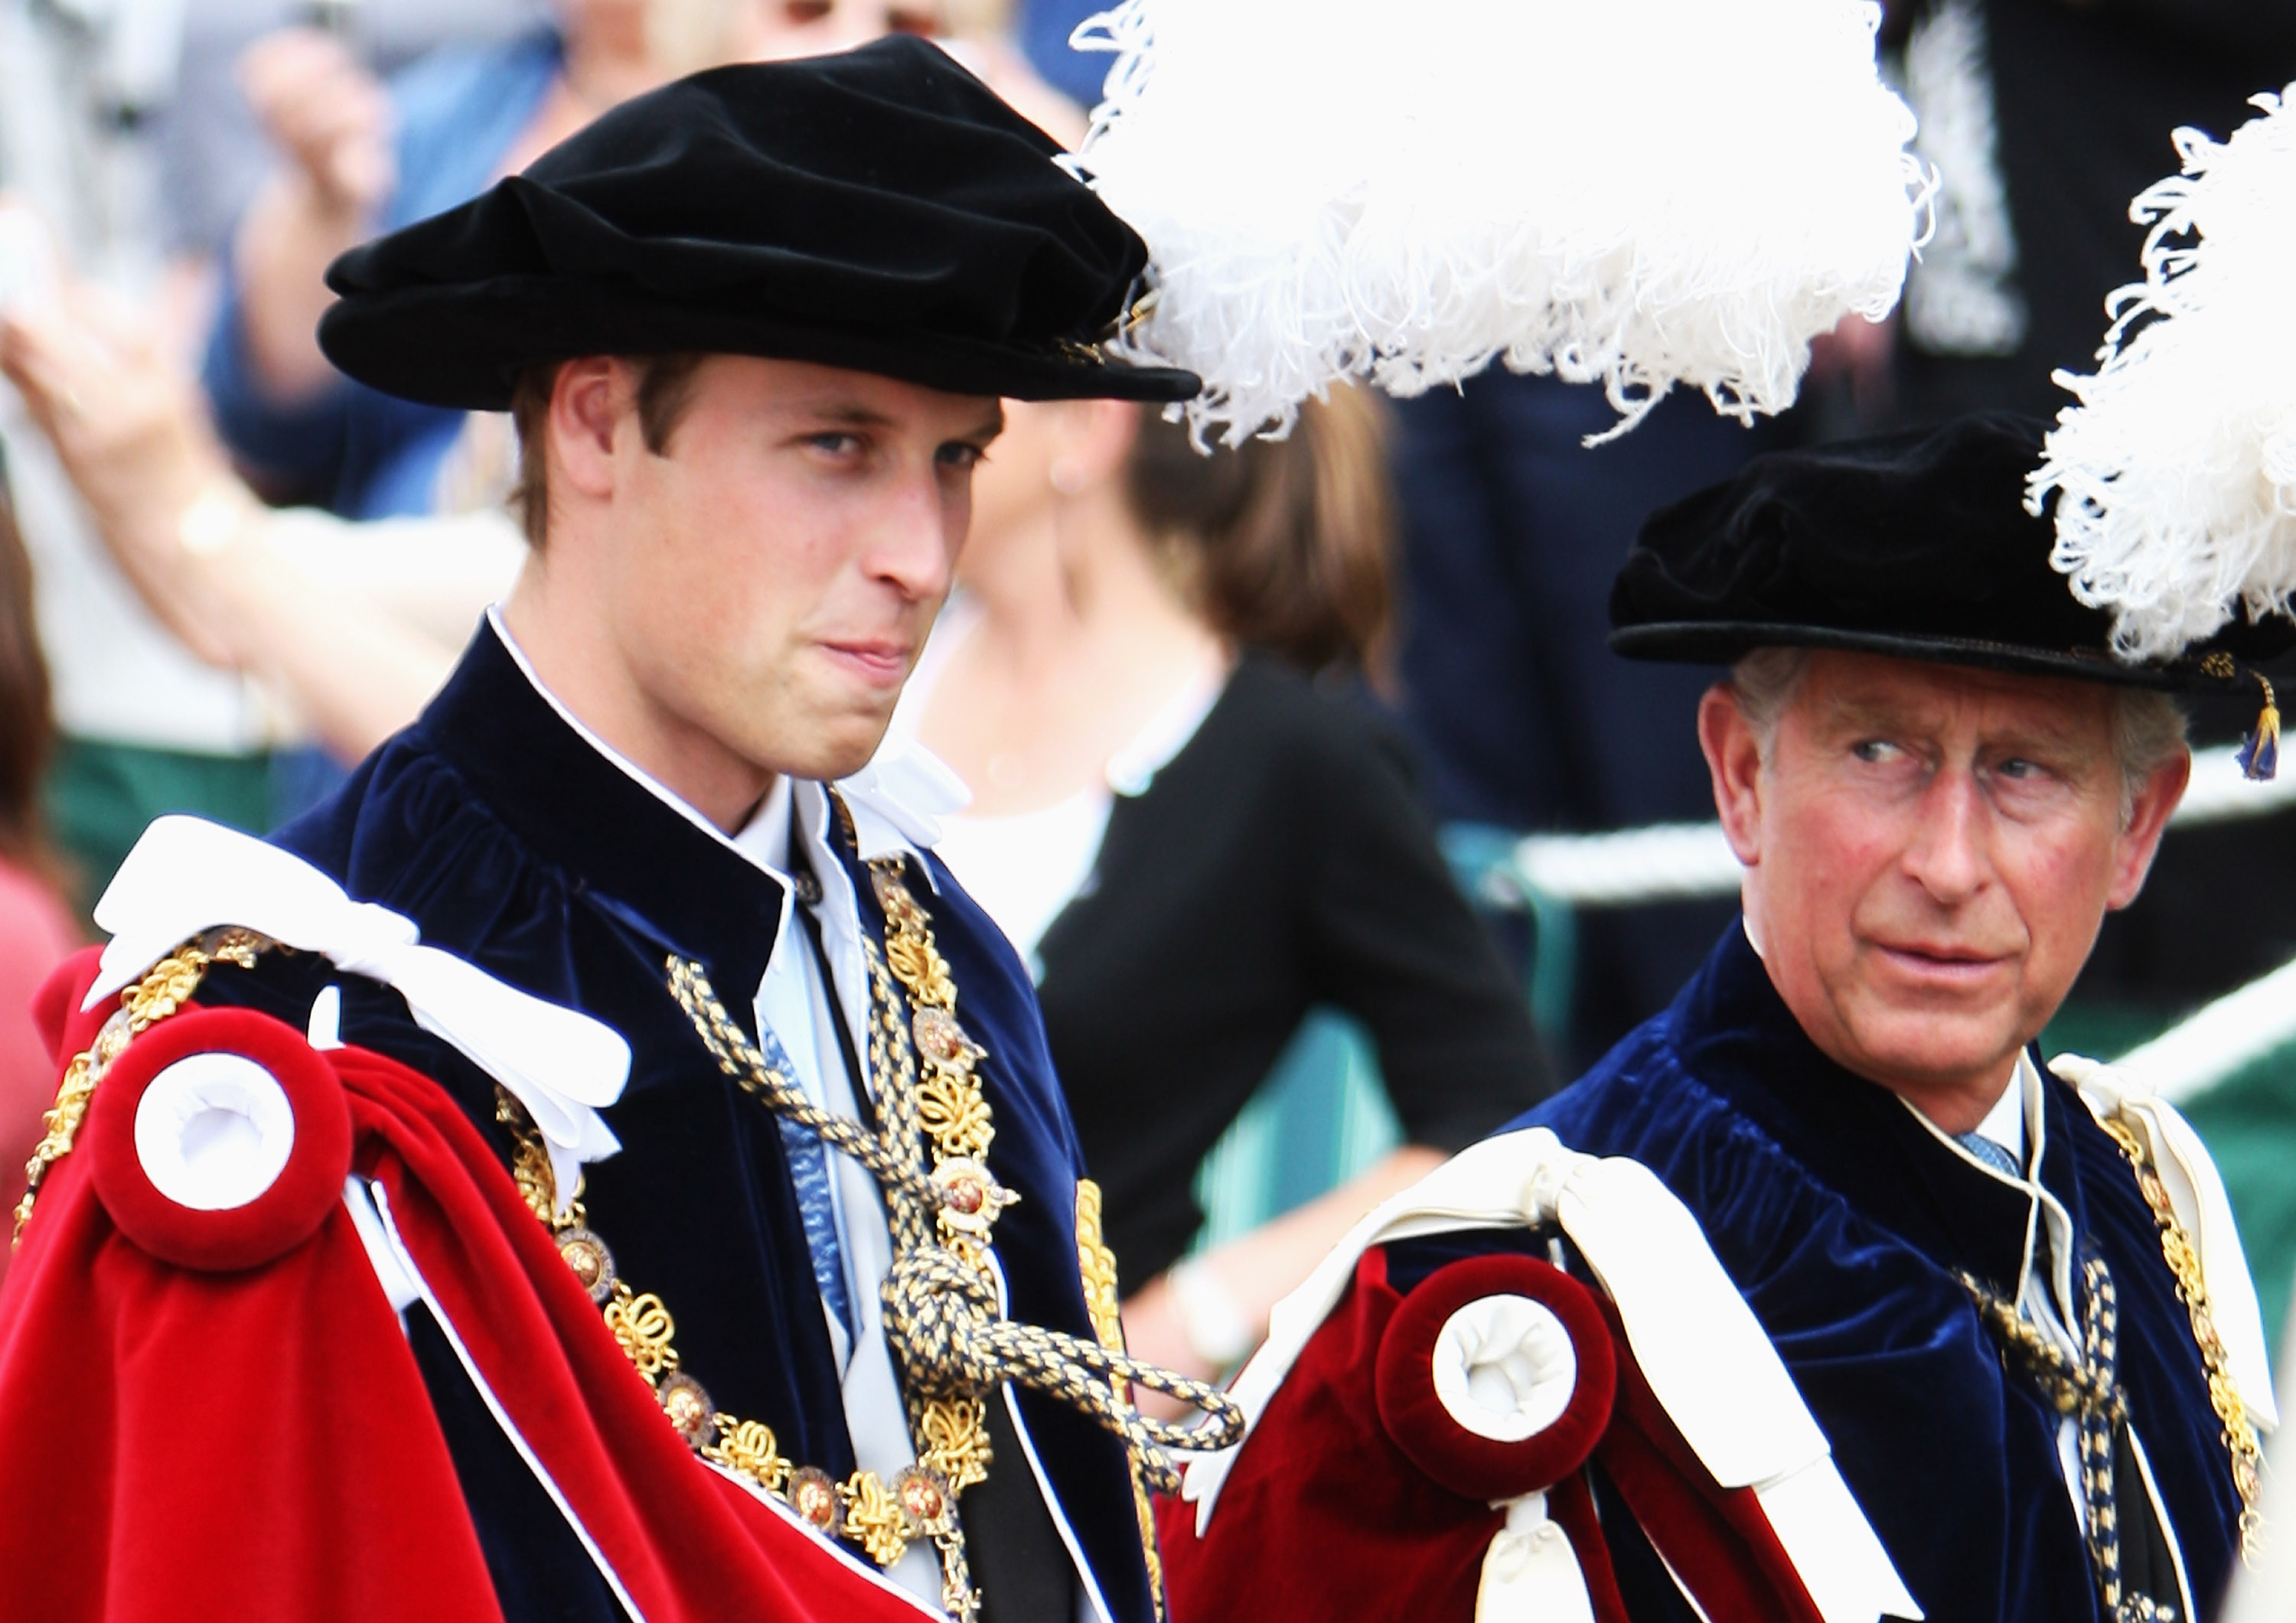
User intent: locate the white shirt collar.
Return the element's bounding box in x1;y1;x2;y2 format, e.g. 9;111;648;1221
484;604;964;882
1972;1054;2030;1165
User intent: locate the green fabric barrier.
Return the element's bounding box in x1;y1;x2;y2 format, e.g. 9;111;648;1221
44;737;275;920
1191;1010;1400;1251
2176;1048;2296;1343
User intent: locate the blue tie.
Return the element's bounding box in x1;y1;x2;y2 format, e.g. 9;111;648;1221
754;1015;856;1342
1956;1132;2024;1181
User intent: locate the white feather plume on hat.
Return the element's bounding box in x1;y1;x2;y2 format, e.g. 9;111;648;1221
1067;0;1927;446
2028;87;2296;664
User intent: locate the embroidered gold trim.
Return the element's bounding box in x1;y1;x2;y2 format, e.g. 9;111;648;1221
2098;1108;2264;1561
1078;1178;1166;1622
12;927;266;1243
497;1090;959;1583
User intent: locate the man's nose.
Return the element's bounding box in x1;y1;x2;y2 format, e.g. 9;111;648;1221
863;468;958;601
1901;765;1991;905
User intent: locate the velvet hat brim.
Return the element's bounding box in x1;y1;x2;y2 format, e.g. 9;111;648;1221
1608;412;2294;692
316;37;1200;410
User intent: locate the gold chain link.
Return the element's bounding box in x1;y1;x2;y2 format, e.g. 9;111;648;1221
12;928;266;1244
2098;1110;2265;1561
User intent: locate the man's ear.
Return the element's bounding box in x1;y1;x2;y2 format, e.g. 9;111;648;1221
548;357;633;504
1699;683;1766;866
2106;748;2191;911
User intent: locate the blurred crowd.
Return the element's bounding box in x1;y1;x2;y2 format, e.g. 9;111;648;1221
2;0;2293;1353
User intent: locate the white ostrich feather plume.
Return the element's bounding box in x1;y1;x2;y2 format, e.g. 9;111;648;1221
1068;0;1926;446
2028;87;2296;663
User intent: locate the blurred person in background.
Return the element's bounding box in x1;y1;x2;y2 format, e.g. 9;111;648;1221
1384;381;1788;1072
206;0;724;525
204;0;953;524
0;0;564;911
896;386;1551;1387
1007;0;1791;1077
2;288;522;766
0;475;85;1291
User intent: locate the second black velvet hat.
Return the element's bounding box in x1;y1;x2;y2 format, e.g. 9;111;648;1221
316;36;1199;411
1609;412;2293;691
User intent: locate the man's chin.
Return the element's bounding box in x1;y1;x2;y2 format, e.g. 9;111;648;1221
1837;1007;2031;1098
748;708;897;786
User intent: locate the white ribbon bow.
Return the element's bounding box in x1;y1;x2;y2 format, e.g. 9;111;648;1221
1183;1127;1922;1623
1477;1491;1594;1623
90;816;629;1214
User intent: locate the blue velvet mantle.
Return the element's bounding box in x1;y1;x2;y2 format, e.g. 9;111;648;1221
199;621;1153;1622
1515;924;2244;1622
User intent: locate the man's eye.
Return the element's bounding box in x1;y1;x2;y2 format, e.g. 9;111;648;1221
1996;757;2042;781
938;443;986;471
1851;739;1898;764
807;432;864;457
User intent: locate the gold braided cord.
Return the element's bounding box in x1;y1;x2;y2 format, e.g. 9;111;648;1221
11;928;266;1243
667;957;940;1207
2097;1110;2265;1563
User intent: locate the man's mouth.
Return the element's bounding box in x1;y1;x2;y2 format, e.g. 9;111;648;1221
1873;942;2011;984
820;639;912;686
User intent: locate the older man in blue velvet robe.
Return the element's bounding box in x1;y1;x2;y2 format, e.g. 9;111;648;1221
1522;415;2281;1622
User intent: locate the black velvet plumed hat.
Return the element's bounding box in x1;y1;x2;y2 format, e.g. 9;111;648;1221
315;36;1198;410
1609;412;2294;693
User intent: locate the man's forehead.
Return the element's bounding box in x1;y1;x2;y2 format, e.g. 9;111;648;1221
1797;650;2112;737
689;354;1003;433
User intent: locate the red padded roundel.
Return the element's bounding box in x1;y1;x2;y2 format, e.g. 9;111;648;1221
86;1007;352;1272
1375;1251;1616;1502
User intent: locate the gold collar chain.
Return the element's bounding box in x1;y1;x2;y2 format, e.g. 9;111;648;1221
2096;1109;2265;1562
12;928;268;1244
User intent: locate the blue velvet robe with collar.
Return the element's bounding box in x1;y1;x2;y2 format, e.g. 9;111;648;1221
1522;923;2243;1623
197;621;1155;1623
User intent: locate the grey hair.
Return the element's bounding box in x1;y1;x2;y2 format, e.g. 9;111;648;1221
1724;646;2187;824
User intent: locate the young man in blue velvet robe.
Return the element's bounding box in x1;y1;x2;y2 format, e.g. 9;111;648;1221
0;38;1239;1623
1526;414;2280;1621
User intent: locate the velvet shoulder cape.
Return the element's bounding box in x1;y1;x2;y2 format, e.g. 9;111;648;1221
0;947;944;1622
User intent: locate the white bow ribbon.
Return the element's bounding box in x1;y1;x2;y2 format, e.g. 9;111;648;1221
90;816;629;1214
1183;1127;1923;1623
2050;1054;2279;1433
1477;1491;1594;1623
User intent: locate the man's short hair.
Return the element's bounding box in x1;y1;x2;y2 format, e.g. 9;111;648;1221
1727;647;2187;823
507;353;708;549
